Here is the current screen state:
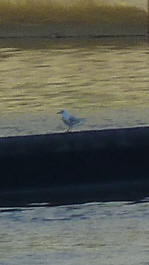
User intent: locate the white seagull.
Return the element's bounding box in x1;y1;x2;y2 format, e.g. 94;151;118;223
57;109;84;132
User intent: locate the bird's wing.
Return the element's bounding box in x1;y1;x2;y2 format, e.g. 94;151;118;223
69;115;80;124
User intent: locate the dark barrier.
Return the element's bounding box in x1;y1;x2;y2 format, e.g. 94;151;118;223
0;126;149;206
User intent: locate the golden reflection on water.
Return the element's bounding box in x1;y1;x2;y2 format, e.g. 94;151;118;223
0;38;148;115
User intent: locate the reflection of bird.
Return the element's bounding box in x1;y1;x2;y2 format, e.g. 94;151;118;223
57;110;84;132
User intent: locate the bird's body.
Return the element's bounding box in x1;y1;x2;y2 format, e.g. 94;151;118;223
57;110;84;131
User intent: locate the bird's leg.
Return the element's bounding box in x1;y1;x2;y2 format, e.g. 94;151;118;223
66;125;70;132
66;125;72;132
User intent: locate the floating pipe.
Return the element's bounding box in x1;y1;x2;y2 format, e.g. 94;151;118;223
0;126;149;206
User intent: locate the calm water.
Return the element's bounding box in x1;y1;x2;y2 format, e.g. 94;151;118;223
1;201;149;265
0;37;149;136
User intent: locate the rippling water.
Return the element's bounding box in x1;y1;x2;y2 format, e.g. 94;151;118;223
0;37;149;136
0;201;149;265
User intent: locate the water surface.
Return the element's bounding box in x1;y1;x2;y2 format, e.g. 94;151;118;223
0;37;149;136
0;201;149;265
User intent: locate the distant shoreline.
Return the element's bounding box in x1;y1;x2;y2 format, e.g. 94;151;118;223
0;33;147;39
0;0;147;38
0;24;147;38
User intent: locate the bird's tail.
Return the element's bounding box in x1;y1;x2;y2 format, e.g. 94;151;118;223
78;118;86;124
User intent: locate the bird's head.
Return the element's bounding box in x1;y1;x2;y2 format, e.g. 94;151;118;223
57;110;66;114
57;110;64;114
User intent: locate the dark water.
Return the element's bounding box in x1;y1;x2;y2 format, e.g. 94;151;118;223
0;201;149;265
0;37;149;136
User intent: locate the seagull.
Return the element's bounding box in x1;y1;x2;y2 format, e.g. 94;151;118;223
57;109;84;132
